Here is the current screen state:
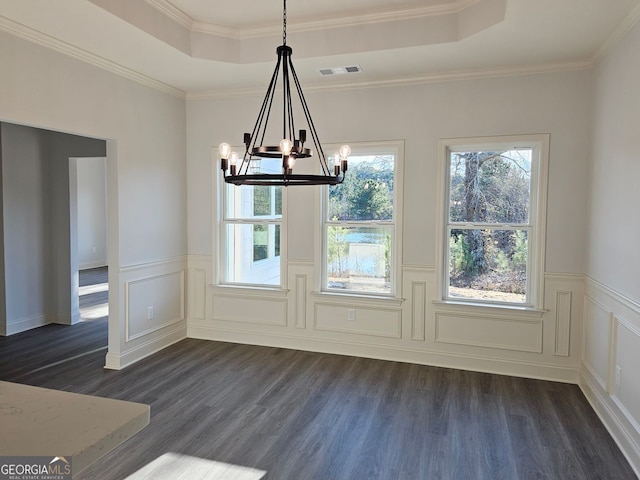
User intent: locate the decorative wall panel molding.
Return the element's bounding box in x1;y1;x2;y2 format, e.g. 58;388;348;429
555;291;572;356
435;313;543;353
125;270;185;342
190;268;207;321
582;294;612;389
212;294;287;327
580;276;640;477
411;281;427;341
314;303;402;338
295;274;307;329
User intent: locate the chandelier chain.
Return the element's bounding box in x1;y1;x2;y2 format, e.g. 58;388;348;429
283;0;287;45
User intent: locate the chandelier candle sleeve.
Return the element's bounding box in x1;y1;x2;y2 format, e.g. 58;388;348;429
218;0;351;187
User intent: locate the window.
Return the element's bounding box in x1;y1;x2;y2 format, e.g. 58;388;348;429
322;142;403;296
221;158;283;286
438;135;549;308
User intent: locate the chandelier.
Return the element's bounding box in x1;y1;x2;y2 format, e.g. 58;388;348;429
219;0;350;186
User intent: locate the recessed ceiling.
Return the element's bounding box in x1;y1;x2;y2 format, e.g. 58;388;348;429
0;0;638;96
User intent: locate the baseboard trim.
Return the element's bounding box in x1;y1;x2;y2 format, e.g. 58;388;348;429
579;367;640;477
188;324;580;383
2;314;51;336
104;325;187;370
51;313;81;326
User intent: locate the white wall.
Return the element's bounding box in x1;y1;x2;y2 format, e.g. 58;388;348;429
76;157;107;270
580;19;640;476
0;29;188;366
187;69;591;382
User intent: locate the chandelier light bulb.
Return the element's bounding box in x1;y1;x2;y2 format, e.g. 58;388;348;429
219;143;231;160
339;144;351;159
230;151;239;165
280;138;293;156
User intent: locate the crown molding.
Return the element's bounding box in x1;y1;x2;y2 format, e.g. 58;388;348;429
151;0;480;40
144;0;193;30
186;60;592;100
590;2;640;65
0;15;186;99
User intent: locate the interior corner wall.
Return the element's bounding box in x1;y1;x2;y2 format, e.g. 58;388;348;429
580;19;640;477
0;29;188;365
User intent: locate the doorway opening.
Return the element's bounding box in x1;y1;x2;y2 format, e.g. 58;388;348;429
0;121;112;374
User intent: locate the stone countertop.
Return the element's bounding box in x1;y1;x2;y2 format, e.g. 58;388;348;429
0;381;150;476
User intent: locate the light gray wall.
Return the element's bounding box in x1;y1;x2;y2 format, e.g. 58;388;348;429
0;123;50;332
0;122;105;334
187;69;592;274
587;21;640;300
76;157;107;270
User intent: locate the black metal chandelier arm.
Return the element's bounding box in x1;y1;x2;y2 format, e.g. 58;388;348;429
288;57;331;175
285;58;296;143
282;49;290;140
257;52;283;147
238;51;283;175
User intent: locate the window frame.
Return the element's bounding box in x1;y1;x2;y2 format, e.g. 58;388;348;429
319;140;404;299
436;134;549;310
216;149;286;289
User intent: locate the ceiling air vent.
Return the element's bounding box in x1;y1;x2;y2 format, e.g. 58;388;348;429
318;65;363;76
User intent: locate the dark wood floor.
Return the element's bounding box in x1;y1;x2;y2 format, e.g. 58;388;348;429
0;267;108;382
0;320;635;480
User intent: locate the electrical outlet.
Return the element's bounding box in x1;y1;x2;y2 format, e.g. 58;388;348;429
92;246;97;253
615;365;622;390
147;306;154;320
347;309;356;321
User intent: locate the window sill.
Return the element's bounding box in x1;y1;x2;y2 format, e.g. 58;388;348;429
311;291;404;307
210;284;289;298
433;299;547;318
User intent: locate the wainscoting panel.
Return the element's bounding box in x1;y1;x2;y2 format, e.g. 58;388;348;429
188;257;583;383
435;313;543;353
106;256;187;370
212;293;287;327
190;268;207;321
295;274;307;329
314;303;402;338
580;277;640;477
583;295;612;389
555;291;572;356
411;282;427;341
614;315;640;433
125;270;184;341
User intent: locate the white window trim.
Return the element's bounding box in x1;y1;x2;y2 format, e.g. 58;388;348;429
435;134;549;310
212;147;287;289
316;140;404;300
